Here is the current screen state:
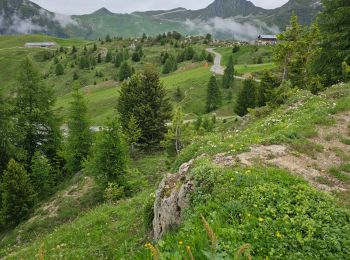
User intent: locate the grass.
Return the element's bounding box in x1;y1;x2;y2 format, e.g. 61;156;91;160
235;63;277;75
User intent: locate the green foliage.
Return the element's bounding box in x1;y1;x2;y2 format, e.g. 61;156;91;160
256;72;280;107
118;61;132;81
124;116;142;157
105;34;112;43
206;75;222;112
206;53;214;63
85;116;128;189
314;0;350;85
222;55;235;89
55;63;64;76
103;183;125;203
131;51;141;62
173;86;185;102
118;68;172;147
232;45;240;53
30;151;53;199
114;52;124;68
0;160;36;227
65;81;92;174
235;78;257;116
162;55;177;74
105;50;113;63
164;106;185;158
143;194;155;231
157;162;350;259
14;57;61;165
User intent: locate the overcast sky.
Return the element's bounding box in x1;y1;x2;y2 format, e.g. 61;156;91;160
31;0;289;15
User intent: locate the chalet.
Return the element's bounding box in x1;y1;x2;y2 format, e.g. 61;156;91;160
257;35;277;45
24;42;57;48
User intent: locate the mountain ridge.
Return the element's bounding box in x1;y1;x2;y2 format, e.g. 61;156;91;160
0;0;322;39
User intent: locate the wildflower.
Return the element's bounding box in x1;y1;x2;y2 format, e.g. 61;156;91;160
275;231;282;238
178;240;183;245
258;217;264;222
247;213;251;217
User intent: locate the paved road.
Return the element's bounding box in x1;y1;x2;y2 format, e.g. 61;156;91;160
206;48;261;82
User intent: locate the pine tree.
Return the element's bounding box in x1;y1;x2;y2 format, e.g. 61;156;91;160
0;160;36;227
65;81;92;173
93;43;97;52
114;52;123;68
162;55;177;74
235;78;257;116
55;63;64;76
118;61;132;81
97;53;102;63
131;51;141;62
30;151;53;199
118;67;172;147
222;55;235;88
71;45;77;54
207;53;214;63
105;50;113;63
86;117;128;189
0;91;15;175
105;34;112;43
206;75;222;112
15;58;61;165
73;71;79;80
313;0;350;85
256;72;280;107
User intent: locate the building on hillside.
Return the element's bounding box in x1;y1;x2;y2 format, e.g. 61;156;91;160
24;42;57;48
256;35;277;45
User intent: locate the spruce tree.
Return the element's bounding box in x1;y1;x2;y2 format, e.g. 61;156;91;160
55;63;64;76
114;52;123;68
86;117;128;189
222;55;235;88
118;67;172;147
314;0;350;85
93;43;97;52
124;116;141;158
131;51;141;62
206;75;222;112
105;50;113;63
65;81;92;173
15;58;61;165
256;72;280;107
235;78;257;116
118;61;132;81
0;91;15;175
31;151;53;199
162;55;177;74
0;160;36;227
105;34;112;43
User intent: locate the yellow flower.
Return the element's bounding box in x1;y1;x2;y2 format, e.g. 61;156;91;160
247;213;251;217
275;231;282;238
178;240;183;245
186;245;191;250
258;217;264;222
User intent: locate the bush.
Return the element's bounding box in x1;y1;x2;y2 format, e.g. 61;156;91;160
103;183;125;203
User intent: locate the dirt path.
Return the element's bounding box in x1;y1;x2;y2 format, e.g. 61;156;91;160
213;112;350;192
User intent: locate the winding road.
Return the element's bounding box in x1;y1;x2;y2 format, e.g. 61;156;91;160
206;48;261;82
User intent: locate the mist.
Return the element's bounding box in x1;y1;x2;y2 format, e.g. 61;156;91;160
185;17;280;40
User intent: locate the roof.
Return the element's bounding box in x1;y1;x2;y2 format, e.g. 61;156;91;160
258;35;277;40
25;42;57;46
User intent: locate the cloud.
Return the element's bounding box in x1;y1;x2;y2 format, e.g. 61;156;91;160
185;17;279;40
53;13;77;27
8;14;47;34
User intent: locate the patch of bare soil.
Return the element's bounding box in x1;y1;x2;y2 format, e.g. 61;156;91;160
213;112;350;192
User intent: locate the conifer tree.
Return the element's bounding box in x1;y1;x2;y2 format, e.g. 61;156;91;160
30;151;53;199
207;53;214;63
0;91;15;175
114;52;123;68
118;67;172;147
65;81;92;173
162;55;177;74
235;78;257;116
313;0;350;85
93;43;97;52
105;50;113;63
131;51;141;62
86;117;128;189
256;72;280;107
222;55;235;88
118;61;132;81
0;160;36;227
55;63;64;76
15;58;61;165
105;34;112;43
71;45;77;54
206;75;222;112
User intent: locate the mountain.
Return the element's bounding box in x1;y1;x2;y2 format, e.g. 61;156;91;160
0;0;323;40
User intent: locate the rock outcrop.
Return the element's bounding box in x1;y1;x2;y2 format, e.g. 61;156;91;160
153;159;196;240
